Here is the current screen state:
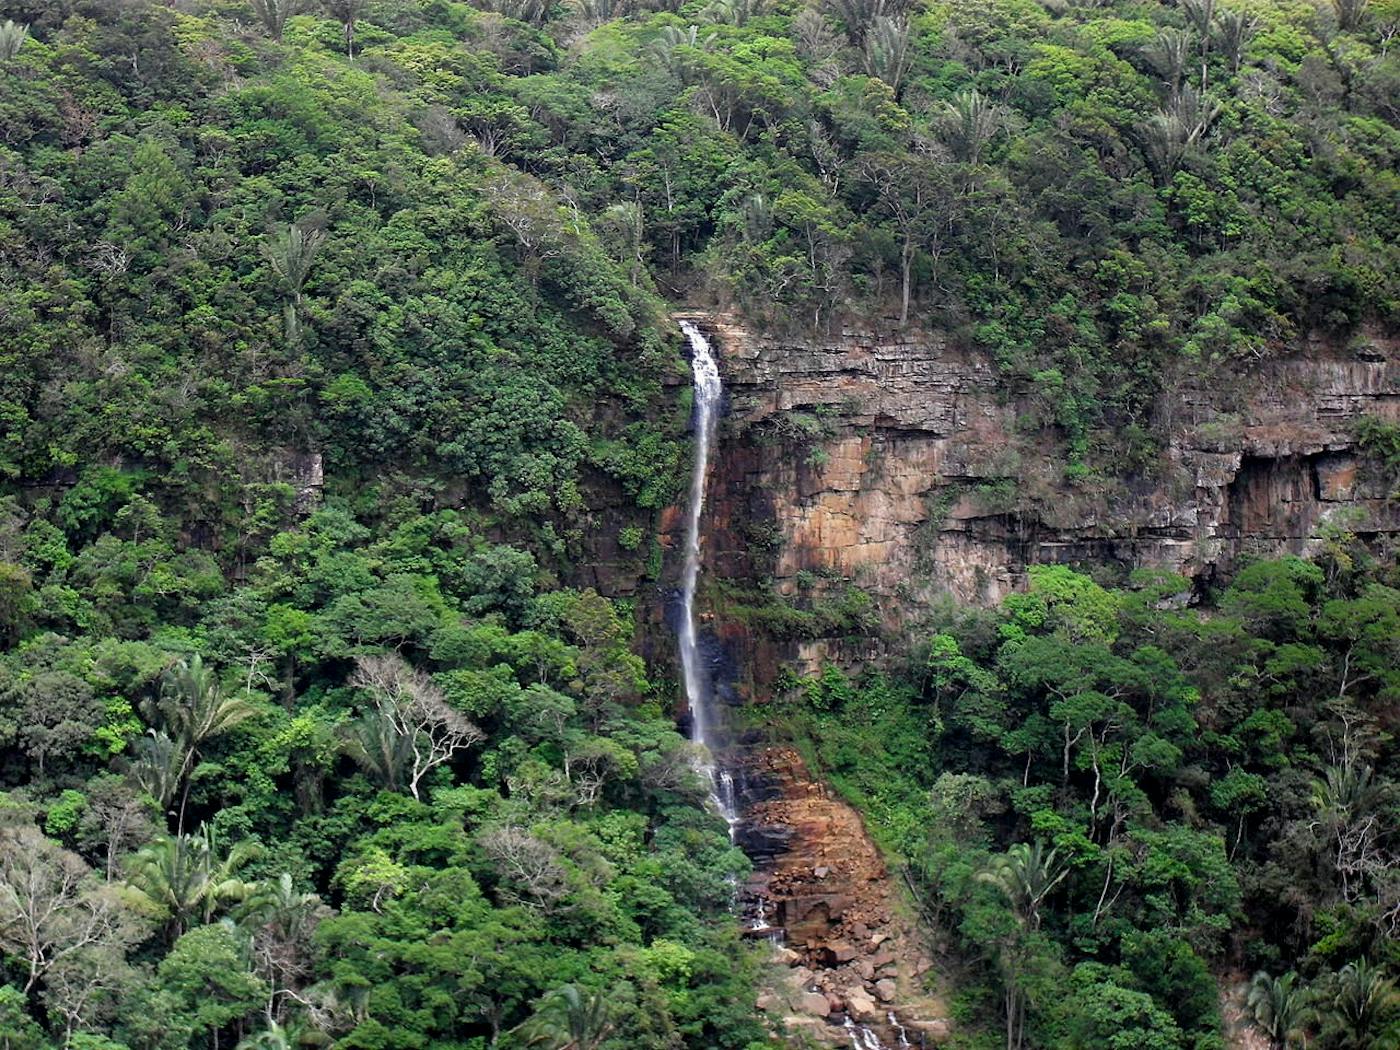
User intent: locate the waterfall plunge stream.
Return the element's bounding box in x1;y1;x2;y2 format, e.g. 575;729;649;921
677;321;739;837
677;322;901;1049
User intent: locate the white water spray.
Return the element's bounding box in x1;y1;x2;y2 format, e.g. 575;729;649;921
843;1017;887;1050
888;1011;911;1048
677;320;738;837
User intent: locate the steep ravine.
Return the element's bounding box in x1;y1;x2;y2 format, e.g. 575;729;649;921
662;314;1398;1047
669;315;956;1048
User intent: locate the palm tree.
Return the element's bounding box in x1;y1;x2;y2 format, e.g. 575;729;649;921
125;826;260;939
863;15;911;94
514;985;614;1050
159;655;258;748
250;0;303;41
1214;9;1256;74
1136;86;1222;184
146;655;258;829
978;842;1066;1050
1180;0;1216;90
236;1023;294;1050
649;24;716;76
0;20;27;60
237;872;323;936
937;89;1005;166
341;705;412;793
977;840;1069;931
1332;0;1370;31
129;729;186;811
322;0;367;59
1323;960;1399;1048
1247;971;1311;1050
263;222;327;346
1142;28;1192;97
1312;763;1386;901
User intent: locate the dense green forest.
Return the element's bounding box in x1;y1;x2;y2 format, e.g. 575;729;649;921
783;548;1400;1048
0;0;1397;1047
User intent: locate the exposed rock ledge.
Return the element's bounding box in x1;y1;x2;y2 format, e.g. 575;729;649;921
701;318;1399;627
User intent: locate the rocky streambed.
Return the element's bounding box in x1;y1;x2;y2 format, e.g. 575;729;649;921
734;746;953;1048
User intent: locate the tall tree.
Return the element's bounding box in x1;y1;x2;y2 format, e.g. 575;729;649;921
124;826;260;939
322;0;367;59
345;654;484;800
249;0;302;41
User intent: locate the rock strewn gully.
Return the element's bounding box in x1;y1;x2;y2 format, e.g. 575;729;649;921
744;747;950;1048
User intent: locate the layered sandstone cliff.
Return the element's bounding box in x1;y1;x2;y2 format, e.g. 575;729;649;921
700;318;1399;630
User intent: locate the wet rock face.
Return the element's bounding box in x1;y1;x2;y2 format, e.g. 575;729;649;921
703;318;1400;629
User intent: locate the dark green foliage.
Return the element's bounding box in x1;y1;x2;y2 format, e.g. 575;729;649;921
779;550;1400;1048
0;0;1395;1048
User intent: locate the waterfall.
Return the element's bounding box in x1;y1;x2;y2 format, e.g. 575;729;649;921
677;320;738;836
842;1017;887;1050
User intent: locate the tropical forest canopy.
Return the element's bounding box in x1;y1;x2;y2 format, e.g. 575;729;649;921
0;0;1396;1048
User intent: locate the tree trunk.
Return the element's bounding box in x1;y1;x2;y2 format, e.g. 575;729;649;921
900;237;913;326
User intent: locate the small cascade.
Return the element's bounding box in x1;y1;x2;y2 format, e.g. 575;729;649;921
745;895;785;945
842;1017;887;1050
887;1012;912;1048
676;320;738;835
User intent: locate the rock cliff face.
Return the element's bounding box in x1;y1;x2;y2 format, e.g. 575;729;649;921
657;317;1396;1048
701;318;1399;633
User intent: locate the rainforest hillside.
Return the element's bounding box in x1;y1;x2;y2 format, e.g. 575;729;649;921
0;0;1397;1048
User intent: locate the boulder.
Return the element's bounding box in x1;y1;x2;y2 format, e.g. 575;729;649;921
845;988;880;1022
799;992;831;1017
874;979;897;1002
909;1018;953;1044
819;940;859;963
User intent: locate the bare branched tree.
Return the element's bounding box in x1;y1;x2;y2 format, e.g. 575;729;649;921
347;654;484;801
0;826;142;994
482;171;568;285
238;873;330;1024
479;826;570;912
